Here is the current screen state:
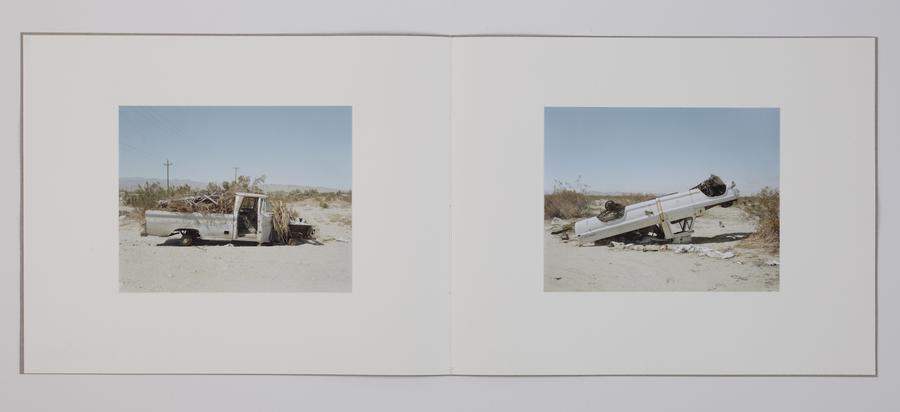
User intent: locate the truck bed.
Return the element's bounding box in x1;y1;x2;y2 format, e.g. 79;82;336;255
144;210;234;241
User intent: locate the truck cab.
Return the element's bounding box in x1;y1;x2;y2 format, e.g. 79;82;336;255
233;192;273;243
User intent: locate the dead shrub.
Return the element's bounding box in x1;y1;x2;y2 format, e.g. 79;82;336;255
545;179;592;219
123;182;167;224
270;200;299;243
739;187;780;252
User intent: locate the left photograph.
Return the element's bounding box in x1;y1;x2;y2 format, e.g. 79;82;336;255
118;106;352;292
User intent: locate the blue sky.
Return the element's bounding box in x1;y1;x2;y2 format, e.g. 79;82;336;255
545;107;779;194
119;106;352;190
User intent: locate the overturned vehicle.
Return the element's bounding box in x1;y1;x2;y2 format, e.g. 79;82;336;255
574;175;738;246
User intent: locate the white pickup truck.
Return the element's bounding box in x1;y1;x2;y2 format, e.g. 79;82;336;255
144;192;313;246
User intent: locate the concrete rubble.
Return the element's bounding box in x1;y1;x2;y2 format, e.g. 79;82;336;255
608;242;737;259
672;244;735;259
609;241;667;252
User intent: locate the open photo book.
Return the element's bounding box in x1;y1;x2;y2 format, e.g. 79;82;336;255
22;35;876;375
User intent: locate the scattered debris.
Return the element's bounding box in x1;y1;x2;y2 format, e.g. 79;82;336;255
608;242;668;252
673;244;735;259
550;217;574;235
766;259;780;266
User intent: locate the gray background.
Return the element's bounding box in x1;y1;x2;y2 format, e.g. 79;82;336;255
2;0;896;410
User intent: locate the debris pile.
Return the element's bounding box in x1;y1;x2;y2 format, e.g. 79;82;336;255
156;192;236;214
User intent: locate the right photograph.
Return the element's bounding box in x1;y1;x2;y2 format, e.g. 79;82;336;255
544;107;780;292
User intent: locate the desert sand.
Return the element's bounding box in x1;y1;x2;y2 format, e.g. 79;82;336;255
544;206;779;292
119;200;352;292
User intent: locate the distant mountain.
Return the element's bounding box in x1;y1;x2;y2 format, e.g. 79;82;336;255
262;184;343;193
119;177;209;191
119;177;343;193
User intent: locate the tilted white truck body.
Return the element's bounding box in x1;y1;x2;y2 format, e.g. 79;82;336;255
574;184;739;245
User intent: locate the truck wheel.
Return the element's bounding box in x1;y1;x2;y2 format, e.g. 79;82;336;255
180;233;196;246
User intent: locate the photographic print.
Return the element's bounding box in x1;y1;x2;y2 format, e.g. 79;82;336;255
119;106;352;292
544;107;780;292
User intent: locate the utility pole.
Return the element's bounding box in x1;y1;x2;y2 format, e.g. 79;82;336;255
232;166;240;182
163;159;173;194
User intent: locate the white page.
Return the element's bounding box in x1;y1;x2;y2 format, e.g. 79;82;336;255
450;37;875;374
23;35;451;374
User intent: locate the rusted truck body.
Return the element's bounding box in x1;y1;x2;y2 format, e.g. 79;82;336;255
144;192;313;245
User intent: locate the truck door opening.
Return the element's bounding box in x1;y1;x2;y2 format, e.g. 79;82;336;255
237;196;259;237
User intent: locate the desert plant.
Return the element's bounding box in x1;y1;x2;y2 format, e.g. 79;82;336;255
218;175;266;194
124;182;167;223
739;187;780;252
270;200;299;243
544;178;592;219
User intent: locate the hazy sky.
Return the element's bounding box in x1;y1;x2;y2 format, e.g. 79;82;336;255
119;106;352;190
545;107;779;194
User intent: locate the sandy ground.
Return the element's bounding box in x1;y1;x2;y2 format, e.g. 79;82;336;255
119;200;351;292
544;206;779;292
